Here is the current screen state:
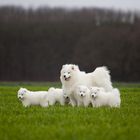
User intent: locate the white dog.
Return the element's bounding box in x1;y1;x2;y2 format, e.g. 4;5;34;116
75;85;91;107
47;87;70;105
17;88;48;107
90;87;121;108
60;64;113;106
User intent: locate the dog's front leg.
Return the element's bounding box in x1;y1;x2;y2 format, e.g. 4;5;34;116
22;101;30;107
77;101;82;107
49;100;55;106
60;99;65;106
83;101;89;107
41;102;49;107
91;101;96;108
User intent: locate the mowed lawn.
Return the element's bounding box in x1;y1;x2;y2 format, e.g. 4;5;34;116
0;82;140;140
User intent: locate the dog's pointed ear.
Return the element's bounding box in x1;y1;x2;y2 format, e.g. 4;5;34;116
78;86;81;91
76;86;80;93
71;65;79;71
62;65;65;69
20;87;23;90
85;87;88;92
71;65;75;70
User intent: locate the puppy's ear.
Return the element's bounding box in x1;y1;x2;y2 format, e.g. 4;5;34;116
24;88;28;93
86;88;90;93
20;87;23;90
76;86;80;93
62;65;65;69
71;65;75;70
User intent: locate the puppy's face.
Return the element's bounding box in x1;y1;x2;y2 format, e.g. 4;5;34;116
77;86;88;97
63;94;69;99
60;64;79;82
90;87;104;99
63;94;70;103
17;88;27;100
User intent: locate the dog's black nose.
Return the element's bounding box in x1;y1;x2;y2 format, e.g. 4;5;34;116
81;94;83;97
92;95;94;98
64;75;66;78
66;96;69;99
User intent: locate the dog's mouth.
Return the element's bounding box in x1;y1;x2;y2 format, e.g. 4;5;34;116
91;95;97;100
18;97;24;100
64;77;71;81
80;94;85;97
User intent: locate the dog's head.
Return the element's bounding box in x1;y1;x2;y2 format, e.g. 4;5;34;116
17;88;28;100
90;87;104;99
77;85;89;97
48;87;55;93
63;93;70;103
60;64;79;82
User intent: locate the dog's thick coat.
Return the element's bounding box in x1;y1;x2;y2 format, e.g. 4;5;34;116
17;88;48;107
60;64;113;106
90;87;121;107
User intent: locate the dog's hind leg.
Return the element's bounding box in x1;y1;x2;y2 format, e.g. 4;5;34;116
41;102;49;107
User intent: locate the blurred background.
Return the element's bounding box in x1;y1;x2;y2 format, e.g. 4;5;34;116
0;0;140;82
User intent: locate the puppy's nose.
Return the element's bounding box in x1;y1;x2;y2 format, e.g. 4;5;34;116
92;95;94;98
81;94;83;97
64;75;66;78
18;97;22;99
66;96;69;99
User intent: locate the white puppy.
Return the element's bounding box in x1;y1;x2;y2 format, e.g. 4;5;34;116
17;88;48;107
60;64;113;106
90;87;121;108
47;87;70;105
75;85;91;107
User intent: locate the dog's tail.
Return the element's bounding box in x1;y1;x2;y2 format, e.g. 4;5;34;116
113;88;120;97
92;66;113;91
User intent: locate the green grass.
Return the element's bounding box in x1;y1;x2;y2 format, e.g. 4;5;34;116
0;82;140;140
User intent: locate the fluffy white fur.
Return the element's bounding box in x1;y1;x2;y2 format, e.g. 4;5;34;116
17;88;48;107
75;85;91;107
60;64;113;106
47;87;70;105
90;87;121;108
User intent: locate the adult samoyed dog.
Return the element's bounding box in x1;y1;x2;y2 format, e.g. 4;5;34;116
90;87;121;107
60;64;113;106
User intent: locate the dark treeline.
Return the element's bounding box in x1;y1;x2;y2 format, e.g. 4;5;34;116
0;6;140;81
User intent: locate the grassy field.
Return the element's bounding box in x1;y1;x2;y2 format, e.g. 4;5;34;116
0;82;140;140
